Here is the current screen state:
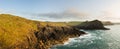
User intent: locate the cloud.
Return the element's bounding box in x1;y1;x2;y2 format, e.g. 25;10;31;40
26;8;90;21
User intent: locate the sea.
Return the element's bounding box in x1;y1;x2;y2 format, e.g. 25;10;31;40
51;25;120;49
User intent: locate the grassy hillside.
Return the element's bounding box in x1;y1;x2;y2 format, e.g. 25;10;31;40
0;14;39;48
46;21;82;26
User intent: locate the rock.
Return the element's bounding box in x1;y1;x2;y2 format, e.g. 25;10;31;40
34;23;86;49
74;20;110;30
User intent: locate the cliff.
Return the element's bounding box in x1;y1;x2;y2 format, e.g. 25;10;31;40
0;14;85;49
74;20;109;30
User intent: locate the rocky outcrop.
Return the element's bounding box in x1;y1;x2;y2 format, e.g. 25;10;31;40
74;20;109;30
34;23;86;49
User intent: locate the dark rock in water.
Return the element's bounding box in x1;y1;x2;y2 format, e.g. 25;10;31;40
74;20;110;30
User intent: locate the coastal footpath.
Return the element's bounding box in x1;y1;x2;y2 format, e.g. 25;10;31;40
0;14;85;49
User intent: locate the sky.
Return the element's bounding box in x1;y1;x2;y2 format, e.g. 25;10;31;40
0;0;120;22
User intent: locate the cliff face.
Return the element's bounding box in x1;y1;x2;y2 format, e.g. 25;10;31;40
0;14;85;49
74;20;109;30
34;23;85;49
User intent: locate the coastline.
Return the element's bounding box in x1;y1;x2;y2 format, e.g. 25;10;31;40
0;14;110;49
0;14;86;49
51;33;90;49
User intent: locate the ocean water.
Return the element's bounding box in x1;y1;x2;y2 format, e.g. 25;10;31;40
51;25;120;49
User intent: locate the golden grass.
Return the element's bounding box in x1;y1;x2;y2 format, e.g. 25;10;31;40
0;14;38;48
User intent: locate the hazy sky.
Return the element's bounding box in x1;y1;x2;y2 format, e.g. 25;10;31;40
0;0;120;22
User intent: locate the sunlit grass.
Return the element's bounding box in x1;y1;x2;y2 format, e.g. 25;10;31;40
0;14;38;48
